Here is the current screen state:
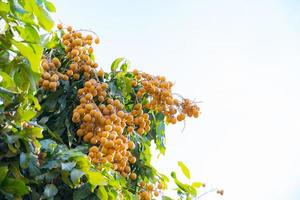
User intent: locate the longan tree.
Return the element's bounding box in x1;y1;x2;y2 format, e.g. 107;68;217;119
0;0;222;199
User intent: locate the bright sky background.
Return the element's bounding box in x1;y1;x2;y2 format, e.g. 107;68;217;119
52;0;300;199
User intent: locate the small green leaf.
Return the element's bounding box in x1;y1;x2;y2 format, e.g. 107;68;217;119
171;171;176;179
61;162;76;171
43;184;58;198
0;71;17;92
25;127;43;139
191;182;203;188
111;57;125;71
96;186;108;200
0;166;8;184
70;169;84;185
178;161;191;179
20;152;30;169
44;1;56;12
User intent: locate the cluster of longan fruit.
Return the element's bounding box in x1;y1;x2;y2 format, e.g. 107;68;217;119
58;24;100;80
138;181;164;200
126;103;151;135
72;79;137;178
131;69;200;124
38;57;68;91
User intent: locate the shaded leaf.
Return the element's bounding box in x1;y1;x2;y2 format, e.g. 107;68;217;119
43;184;58;198
70;169;84;185
1;177;29;196
0;166;8;184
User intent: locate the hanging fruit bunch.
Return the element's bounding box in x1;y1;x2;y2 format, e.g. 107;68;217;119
37;24;204;199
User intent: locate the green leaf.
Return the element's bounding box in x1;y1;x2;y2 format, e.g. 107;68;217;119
162;196;173;200
20;152;30;169
0;2;10;14
86;171;107;190
25;127;43;139
70;169;84;185
43;184;58;198
12;40;43;73
15;25;40;43
111;57;125;71
44;1;56;12
62;162;76;171
0;166;8;184
191;182;203;188
41;32;60;48
0;71;17;92
1;178;29;197
40;139;57;154
96;186;108;200
73;184;92;200
29;0;54;31
178;161;191;179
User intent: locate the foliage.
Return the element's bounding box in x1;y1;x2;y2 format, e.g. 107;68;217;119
0;0;215;200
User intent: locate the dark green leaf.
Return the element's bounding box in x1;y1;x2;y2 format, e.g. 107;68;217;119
0;166;8;184
1;177;29;196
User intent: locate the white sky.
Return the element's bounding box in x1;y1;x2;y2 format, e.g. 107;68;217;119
52;0;300;199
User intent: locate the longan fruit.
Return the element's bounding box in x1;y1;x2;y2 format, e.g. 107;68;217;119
52;57;61;67
146;184;154;191
66;70;73;76
57;24;63;29
129;172;137;180
67;26;73;32
42;62;49;70
95;37;100;44
157;183;163;190
83;114;92;122
128;141;135;150
129;156;136;164
42;80;50;87
42;72;51;79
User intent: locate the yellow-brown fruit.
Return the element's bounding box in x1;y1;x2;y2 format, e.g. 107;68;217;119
89;146;98;153
157;183;163;190
66;70;73;76
67;26;73;32
95;37;100;44
128;141;135;150
129;156;136;164
129;172;137;180
83;114;92;122
49;82;57;89
52;57;61;67
42;80;50;87
154;190;159;197
57;23;63;29
146;184;154;191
